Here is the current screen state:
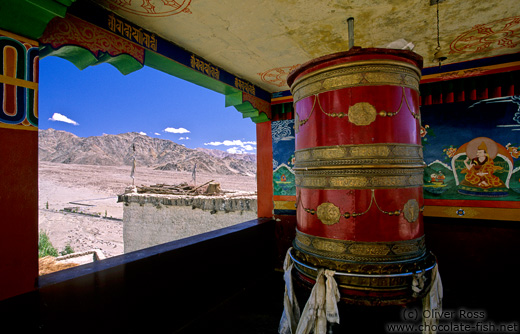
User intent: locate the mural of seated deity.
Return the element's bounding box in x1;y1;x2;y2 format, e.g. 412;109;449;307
451;137;513;197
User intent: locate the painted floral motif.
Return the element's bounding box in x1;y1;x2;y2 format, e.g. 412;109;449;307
450;16;520;54
103;0;192;17
420;125;429;138
420;124;435;146
257;65;300;87
506;143;520;159
443;145;457;160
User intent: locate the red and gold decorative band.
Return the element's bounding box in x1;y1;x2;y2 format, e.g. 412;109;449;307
295;143;424;168
292;247;436;301
294;229;426;263
290;59;421;104
295;143;425;189
295;168;424;189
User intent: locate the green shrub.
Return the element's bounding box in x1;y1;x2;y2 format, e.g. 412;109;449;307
60;244;75;256
38;231;59;258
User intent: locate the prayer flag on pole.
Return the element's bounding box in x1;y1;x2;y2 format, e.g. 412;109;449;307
130;144;136;185
192;162;197;186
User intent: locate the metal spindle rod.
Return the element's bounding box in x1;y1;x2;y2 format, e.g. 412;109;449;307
347;17;355;49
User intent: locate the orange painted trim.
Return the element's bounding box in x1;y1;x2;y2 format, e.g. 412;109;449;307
0;123;39;131
271;96;293;105
256;121;273;218
274;201;296;211
273;195;296;201
0;29;38;45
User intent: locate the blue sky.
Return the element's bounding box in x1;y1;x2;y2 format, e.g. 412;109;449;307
39;56;257;154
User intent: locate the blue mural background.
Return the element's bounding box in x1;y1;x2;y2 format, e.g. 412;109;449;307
421;96;520;201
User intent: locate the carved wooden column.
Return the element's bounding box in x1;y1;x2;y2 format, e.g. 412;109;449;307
287;48;437;306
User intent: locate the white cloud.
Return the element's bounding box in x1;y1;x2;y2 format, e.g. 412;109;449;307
205;140;257;154
164;127;190;134
179;137;190;140
227;147;245;154
48;113;79;126
139;131;147;136
154;132;161;136
204;139;256;148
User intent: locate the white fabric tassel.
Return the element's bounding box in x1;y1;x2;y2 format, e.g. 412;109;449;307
295;268;340;334
279;248;341;334
324;269;340;324
295;268;325;334
279;248;301;334
422;265;443;334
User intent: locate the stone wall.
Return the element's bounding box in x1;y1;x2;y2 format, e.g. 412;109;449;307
118;193;257;253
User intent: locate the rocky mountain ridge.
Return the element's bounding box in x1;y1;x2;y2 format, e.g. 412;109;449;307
38;129;256;176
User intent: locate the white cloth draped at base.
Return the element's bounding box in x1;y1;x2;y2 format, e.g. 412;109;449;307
422;264;443;334
279;248;301;334
279;248;341;334
279;248;443;334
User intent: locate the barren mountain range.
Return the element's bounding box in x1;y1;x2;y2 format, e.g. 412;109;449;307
38;129;256;176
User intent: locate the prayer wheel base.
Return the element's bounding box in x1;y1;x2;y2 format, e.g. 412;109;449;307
291;248;437;307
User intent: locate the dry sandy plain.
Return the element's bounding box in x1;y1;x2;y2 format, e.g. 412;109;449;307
39;161;257;258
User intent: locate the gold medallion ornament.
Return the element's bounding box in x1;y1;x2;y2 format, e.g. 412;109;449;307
403;199;420;223
316;202;341;225
348;102;377;126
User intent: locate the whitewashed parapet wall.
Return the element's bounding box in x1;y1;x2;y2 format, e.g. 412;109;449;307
118;193;257;253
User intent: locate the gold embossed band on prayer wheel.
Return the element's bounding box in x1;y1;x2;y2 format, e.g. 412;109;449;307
287;47;437;306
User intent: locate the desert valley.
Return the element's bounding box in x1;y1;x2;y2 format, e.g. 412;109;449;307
38;129;257;262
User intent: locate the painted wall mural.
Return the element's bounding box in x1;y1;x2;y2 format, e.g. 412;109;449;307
272;119;296;197
0;31;38;130
270;96;519;217
421;96;520;205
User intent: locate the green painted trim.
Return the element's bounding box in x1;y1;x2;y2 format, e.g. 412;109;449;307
145;51;269;123
241;110;260;118
97;52;144;75
251;113;270;123
26;0;68;17
145;51;238;96
224;92;243;108
40;45;143;75
272;102;294;115
0;0;76;39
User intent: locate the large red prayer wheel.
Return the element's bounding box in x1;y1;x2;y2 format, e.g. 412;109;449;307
287;47;437;306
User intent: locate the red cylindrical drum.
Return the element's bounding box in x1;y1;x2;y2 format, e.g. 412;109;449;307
287;48;436;306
